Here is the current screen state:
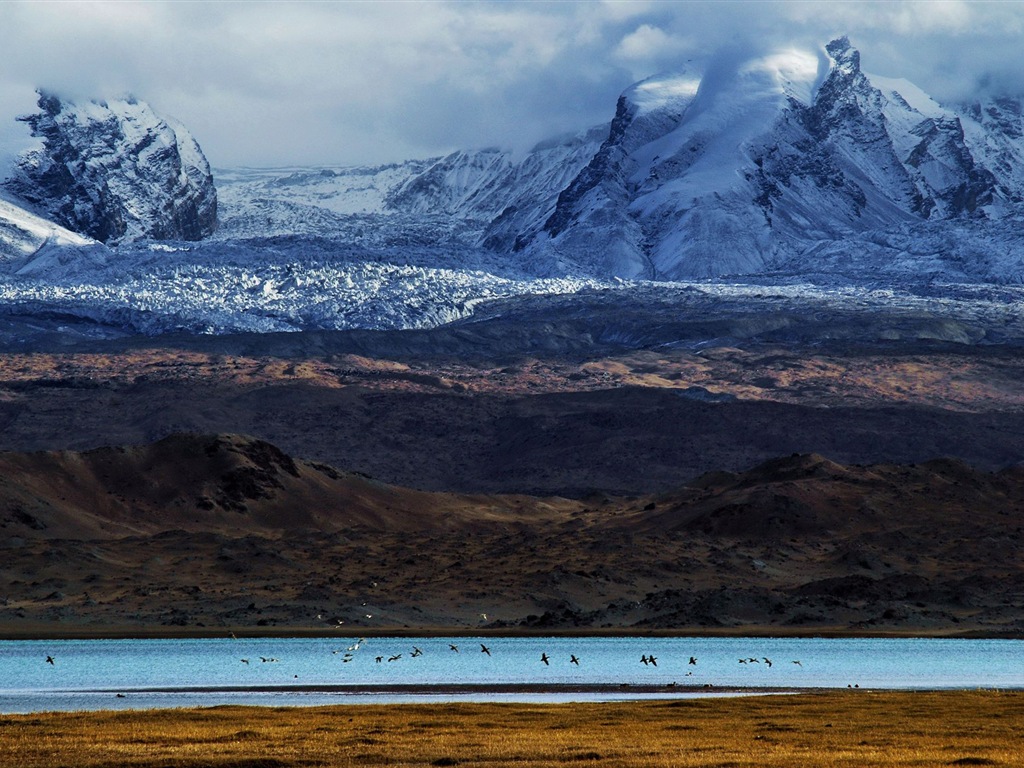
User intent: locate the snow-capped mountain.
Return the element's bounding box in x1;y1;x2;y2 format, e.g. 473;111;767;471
214;126;604;253
3;37;1024;342
516;37;1024;280
2;91;217;244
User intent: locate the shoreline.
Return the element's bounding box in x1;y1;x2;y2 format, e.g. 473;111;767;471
91;683;794;695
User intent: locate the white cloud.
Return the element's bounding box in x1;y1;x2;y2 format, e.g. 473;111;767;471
1;0;1023;167
616;24;678;60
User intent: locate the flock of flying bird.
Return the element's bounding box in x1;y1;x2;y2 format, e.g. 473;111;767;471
42;643;804;675
218;641;803;672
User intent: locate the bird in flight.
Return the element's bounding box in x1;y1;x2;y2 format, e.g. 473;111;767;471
570;655;580;665
45;656;55;665
763;658;773;667
480;643;491;656
411;647;423;657
449;644;459;653
240;659;249;664
541;653;550;665
792;660;802;667
689;657;698;666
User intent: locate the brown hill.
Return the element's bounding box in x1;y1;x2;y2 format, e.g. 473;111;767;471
2;437;1023;636
0;433;580;540
630;453;1024;540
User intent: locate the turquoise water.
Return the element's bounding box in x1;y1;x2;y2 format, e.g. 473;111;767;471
2;636;1022;712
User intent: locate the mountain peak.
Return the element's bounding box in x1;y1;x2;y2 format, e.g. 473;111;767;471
826;36;860;76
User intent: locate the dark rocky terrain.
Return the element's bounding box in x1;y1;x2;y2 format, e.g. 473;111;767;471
2;287;1023;638
1;433;1022;637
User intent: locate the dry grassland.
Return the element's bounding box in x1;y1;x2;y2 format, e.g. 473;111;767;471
2;691;1022;767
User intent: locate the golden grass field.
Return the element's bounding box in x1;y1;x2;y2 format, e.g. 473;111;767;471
2;691;1022;767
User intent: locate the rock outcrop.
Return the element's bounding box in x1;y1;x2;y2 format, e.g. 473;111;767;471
3;91;217;243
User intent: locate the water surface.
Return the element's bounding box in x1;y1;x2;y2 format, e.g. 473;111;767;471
2;636;1021;712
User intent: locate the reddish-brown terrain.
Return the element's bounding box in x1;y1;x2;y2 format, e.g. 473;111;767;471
3;326;1024;637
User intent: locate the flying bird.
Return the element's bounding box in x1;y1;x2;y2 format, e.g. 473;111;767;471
480;643;491;656
763;658;773;667
570;654;580;665
541;653;549;665
648;655;657;666
240;659;249;664
641;655;649;665
792;660;802;667
411;647;423;657
689;657;698;666
45;656;55;665
449;644;459;653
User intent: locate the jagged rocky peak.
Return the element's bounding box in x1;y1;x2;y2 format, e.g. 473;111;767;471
3;90;217;244
503;36;1024;280
826;35;859;75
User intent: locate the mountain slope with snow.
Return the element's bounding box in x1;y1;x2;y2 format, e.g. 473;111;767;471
2;92;217;244
513;37;1024;282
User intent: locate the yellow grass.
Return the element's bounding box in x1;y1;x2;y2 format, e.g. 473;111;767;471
1;691;1022;767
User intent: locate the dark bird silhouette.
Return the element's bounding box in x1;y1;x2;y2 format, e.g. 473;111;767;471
375;656;383;663
240;659;249;664
689;657;698;666
411;647;423;657
449;644;459;653
641;655;649;665
748;657;760;663
739;658;747;664
45;656;55;665
388;654;402;662
792;660;802;667
763;657;773;667
480;643;491;656
570;654;580;665
649;655;657;666
541;653;550;665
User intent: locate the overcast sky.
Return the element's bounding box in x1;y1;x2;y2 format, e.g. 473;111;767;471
2;0;1024;169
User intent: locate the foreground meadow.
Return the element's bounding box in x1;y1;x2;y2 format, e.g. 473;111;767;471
1;690;1022;767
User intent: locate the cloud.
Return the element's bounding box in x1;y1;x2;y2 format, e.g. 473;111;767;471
1;1;1023;167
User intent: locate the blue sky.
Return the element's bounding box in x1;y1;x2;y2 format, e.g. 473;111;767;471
2;0;1023;168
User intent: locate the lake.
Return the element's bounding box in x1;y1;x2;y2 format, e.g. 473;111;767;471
2;635;1022;712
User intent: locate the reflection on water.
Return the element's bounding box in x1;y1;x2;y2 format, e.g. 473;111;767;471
2;636;1022;713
